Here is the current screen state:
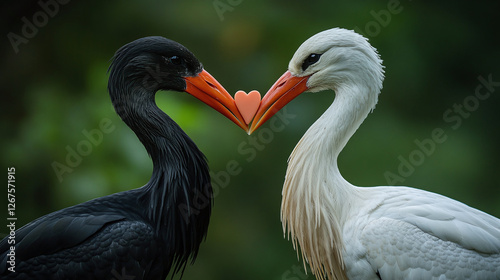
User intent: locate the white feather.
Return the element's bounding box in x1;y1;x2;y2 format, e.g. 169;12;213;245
280;28;500;280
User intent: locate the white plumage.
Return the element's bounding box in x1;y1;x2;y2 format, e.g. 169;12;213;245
252;28;500;279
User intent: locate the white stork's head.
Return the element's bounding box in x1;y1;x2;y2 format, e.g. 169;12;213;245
289;28;384;93
249;28;384;134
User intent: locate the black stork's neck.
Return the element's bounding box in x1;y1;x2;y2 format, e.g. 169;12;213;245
108;70;212;273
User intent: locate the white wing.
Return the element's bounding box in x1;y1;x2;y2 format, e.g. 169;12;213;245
345;186;500;279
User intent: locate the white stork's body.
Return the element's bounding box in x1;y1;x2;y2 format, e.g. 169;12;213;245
250;28;500;279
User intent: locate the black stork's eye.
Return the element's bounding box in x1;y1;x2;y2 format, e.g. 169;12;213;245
163;55;182;66
169;55;182;65
302;53;321;71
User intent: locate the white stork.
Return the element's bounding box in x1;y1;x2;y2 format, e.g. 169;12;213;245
248;28;500;279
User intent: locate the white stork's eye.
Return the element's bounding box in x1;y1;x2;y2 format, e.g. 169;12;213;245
302;53;321;71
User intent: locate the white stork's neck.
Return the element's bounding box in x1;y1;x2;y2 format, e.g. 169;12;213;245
281;84;377;280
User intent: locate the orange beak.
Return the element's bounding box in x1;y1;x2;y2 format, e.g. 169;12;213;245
248;71;310;134
184;69;248;131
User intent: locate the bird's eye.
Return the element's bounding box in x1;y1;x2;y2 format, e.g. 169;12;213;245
169;55;182;65
302;53;321;71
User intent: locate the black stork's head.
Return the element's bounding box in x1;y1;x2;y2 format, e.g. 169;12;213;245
108;36;247;132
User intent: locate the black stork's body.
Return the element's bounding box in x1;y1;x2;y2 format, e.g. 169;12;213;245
0;37;247;280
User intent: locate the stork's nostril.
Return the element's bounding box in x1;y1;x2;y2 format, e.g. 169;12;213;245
205;81;217;89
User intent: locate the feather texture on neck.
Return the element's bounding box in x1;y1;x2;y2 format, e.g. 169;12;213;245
281;84;377;280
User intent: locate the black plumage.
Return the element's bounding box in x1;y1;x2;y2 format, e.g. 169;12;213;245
0;36;226;279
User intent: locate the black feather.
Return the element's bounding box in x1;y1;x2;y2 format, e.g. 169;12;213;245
0;36;213;279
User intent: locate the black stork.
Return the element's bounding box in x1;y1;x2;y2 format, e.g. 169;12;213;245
0;36;247;280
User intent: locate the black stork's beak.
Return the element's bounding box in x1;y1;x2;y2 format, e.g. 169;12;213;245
248;71;310;134
184;69;248;131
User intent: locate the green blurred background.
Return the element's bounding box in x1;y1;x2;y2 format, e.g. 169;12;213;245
1;0;499;279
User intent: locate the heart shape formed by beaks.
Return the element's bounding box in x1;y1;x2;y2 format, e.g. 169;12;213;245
234;90;261;125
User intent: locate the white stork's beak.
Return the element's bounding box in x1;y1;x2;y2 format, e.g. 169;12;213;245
248;71;310;134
